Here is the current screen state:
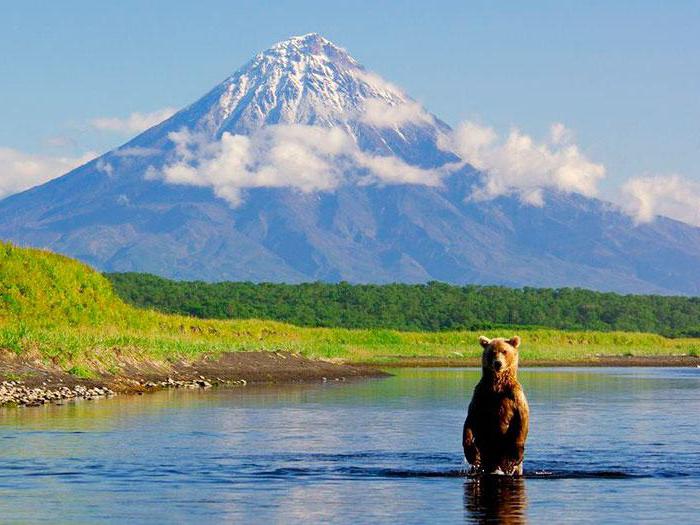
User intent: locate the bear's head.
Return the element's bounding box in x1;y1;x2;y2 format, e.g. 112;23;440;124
479;336;521;374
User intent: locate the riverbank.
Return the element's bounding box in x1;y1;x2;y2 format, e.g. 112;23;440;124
3;348;700;407
0;350;387;407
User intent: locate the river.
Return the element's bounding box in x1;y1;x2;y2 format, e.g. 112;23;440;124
1;367;699;523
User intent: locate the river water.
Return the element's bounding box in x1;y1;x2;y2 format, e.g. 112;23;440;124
1;367;699;523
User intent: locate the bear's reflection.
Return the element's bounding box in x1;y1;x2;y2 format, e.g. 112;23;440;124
463;476;528;524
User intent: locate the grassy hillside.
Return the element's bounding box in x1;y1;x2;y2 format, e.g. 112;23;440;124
1;241;699;376
1;243;127;325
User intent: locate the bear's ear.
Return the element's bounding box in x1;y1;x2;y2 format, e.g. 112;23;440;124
479;336;491;349
508;336;521;349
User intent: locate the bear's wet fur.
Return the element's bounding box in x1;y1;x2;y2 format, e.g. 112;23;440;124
462;336;529;476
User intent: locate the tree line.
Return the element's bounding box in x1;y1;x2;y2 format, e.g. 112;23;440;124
106;273;700;337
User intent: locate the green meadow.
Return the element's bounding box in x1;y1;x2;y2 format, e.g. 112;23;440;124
1;241;698;376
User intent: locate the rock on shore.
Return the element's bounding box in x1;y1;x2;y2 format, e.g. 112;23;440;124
0;381;116;407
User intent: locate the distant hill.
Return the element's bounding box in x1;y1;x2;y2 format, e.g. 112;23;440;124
2;34;700;293
107;273;700;337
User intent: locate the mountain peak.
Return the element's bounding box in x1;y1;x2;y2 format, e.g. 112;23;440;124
252;32;359;71
189;34;410;133
270;33;340;54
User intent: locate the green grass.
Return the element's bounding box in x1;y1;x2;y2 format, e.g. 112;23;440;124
1;240;699;375
67;365;95;380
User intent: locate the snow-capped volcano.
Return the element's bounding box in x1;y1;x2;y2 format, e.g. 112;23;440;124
1;34;700;294
141;33;453;174
120;33;454;205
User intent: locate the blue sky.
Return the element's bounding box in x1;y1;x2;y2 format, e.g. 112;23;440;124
1;0;698;200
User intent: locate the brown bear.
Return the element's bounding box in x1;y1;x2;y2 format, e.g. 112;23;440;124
462;335;529;476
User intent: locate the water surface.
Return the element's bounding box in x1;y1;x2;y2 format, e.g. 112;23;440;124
1;368;699;523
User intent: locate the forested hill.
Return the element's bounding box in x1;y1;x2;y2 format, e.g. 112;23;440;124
106;274;700;337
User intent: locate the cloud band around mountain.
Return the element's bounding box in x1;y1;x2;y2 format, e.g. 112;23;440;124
438;121;606;206
149;117;608;210
2;112;697;228
149;125;442;206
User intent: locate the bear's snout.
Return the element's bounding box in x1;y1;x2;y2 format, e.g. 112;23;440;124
492;360;503;371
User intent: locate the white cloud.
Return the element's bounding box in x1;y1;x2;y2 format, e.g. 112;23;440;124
620;174;700;227
348;68;434;128
438;121;606;205
151;124;441;206
96;158;114;176
90;107;177;134
350;69;405;97
438;121;700;227
548;122;574;145
0;148;96;198
359;98;433;128
354;151;442;186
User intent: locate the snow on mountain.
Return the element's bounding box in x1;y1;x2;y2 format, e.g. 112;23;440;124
133;33;440;157
205;33;406;131
185;34;432;136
